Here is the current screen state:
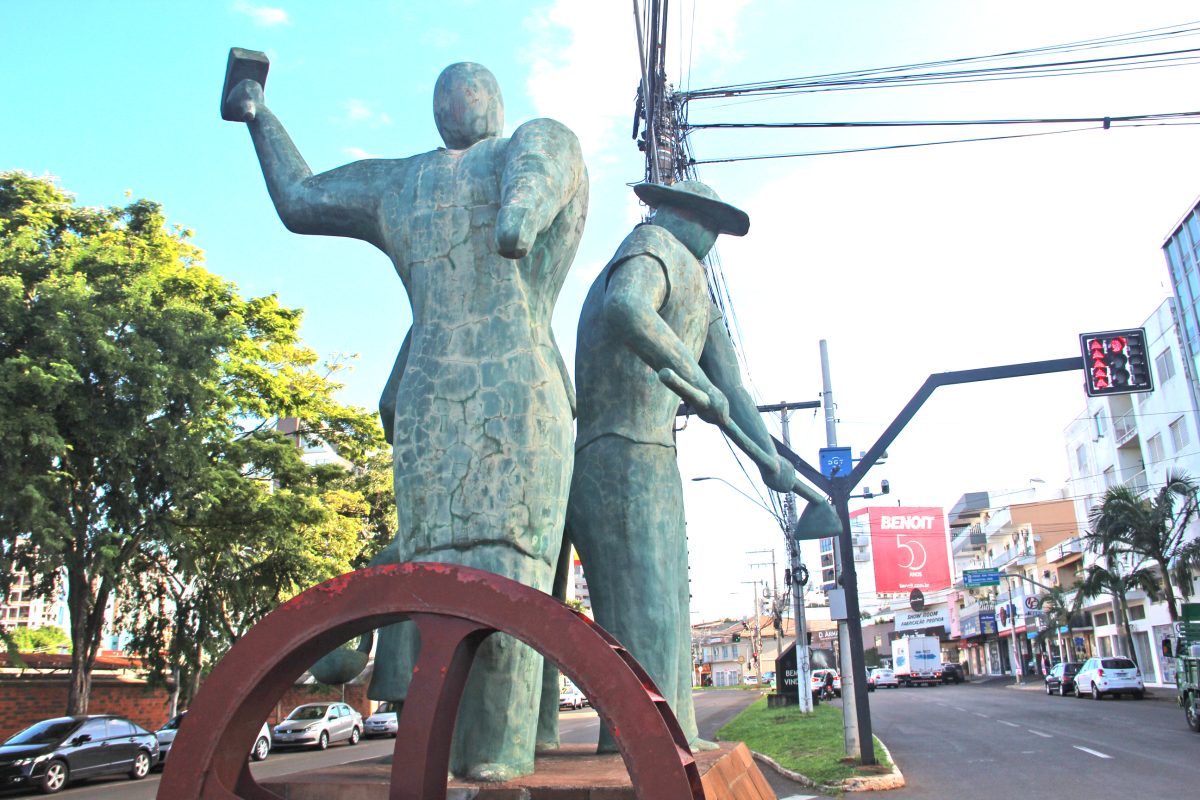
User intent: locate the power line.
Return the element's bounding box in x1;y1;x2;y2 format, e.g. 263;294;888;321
686;110;1200;131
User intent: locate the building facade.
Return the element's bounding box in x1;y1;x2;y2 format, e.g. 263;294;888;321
1064;298;1200;686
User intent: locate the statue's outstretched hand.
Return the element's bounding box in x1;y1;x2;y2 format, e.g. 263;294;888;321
496;204;539;259
225;78;264;123
760;455;796;494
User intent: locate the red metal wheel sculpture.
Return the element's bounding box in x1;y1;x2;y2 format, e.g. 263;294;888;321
157;563;704;800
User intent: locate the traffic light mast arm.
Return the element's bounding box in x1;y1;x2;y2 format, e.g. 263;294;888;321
770;356;1084;490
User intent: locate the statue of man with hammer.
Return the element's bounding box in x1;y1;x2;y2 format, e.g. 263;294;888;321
222;50;587;781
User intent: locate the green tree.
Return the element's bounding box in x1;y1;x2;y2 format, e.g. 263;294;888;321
0;172;382;714
7;625;71;653
1038;584;1077;660
1087;474;1200;622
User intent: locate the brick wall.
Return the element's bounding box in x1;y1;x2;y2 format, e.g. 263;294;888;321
0;677;376;740
0;677;171;739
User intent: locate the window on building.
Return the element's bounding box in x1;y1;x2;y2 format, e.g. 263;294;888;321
1128;604;1147;621
1170;416;1190;452
1075;446;1087;474
1155;349;1176;384
1093;411;1106;439
1148;433;1165;467
1093;610;1112;627
1102;467;1117;489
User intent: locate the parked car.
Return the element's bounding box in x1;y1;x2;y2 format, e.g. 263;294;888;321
868;668;899;690
811;668;842;697
0;714;158;794
1073;656;1145;700
1044;661;1083;697
940;663;966;684
364;701;400;738
744;675;760;685
272;702;363;750
761;671;776;686
156;711;271;765
559;686;587;710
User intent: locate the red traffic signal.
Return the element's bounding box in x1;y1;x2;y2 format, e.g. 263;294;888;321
1079;329;1154;397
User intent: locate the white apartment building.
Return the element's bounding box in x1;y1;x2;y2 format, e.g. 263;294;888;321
1064;298;1200;686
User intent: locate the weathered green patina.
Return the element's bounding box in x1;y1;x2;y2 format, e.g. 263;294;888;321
567;181;804;752
224;55;587;781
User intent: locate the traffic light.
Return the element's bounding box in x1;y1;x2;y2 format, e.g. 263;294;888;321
732;633;741;642
1079;328;1154;397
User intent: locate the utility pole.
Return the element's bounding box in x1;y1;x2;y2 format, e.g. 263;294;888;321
821;340;861;756
747;549;782;668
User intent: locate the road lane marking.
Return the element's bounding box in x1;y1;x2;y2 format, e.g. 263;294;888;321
1028;730;1052;738
779;796;818;800
973;712;989;718
1074;745;1112;759
998;720;1019;727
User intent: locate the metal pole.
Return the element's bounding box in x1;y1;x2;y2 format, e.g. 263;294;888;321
781;410;813;713
821;340;862;757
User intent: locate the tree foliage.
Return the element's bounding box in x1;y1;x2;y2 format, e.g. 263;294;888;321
7;625;71;653
0;172;393;714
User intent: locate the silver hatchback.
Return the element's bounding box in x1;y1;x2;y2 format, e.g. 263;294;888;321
272;703;363;750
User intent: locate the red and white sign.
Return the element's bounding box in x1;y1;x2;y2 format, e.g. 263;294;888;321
867;507;951;594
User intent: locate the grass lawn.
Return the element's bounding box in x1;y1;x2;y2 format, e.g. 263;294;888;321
716;697;893;788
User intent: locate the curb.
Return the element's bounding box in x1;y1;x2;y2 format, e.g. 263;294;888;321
751;737;905;793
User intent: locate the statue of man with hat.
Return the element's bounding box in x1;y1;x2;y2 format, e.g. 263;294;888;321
567;180;797;751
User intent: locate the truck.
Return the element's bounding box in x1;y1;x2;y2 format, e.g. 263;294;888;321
892;635;941;686
1167;602;1200;732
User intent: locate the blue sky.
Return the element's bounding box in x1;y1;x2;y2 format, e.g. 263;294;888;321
5;1;1200;619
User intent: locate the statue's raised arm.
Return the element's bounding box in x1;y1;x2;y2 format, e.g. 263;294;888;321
221;48;384;249
496;118;587;259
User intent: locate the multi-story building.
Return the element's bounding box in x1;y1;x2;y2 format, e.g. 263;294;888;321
1064;298;1200;686
0;571;68;633
1161;197;1200;429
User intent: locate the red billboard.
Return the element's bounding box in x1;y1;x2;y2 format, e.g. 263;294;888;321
868;507;951;594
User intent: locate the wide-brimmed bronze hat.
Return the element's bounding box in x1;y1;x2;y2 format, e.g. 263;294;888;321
633;180;750;236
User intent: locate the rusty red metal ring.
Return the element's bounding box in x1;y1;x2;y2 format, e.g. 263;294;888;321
157;562;704;800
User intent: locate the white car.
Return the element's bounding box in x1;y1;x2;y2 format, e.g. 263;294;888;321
868;668;899;690
559;686;587;710
156;712;271;765
1073;656;1145;700
364;701;399;738
272;702;363;750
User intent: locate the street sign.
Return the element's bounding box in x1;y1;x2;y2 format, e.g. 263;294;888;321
962;568;1000;587
1058;625;1070;633
1024;596;1039;610
818;446;853;478
1026;631;1039;639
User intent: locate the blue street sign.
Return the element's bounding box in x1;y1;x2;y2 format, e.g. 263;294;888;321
1058;625;1069;633
819;446;853;478
962;568;1001;587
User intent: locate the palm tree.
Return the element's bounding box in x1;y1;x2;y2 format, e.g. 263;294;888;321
1088;472;1200;622
1072;555;1160;660
1038;585;1077;660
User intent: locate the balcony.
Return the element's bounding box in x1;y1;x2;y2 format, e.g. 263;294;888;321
1123;469;1149;496
990;544;1035;569
1048;537;1083;563
1113;410;1138;447
952;525;987;555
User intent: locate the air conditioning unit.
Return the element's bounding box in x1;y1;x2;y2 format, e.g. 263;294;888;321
853;551;870;562
852;535;870;548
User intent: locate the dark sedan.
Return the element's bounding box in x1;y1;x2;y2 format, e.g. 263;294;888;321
1044;661;1083;696
940;663;966;684
0;715;158;794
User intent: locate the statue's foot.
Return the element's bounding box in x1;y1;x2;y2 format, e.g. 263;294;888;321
462;762;524;783
690;737;719;752
535;740;561;753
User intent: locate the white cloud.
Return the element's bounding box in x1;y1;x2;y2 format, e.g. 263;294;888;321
344;99;392;126
343;147;380;160
422;28;460;49
232;1;290;27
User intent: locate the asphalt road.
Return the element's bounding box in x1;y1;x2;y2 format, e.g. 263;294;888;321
871;678;1200;800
